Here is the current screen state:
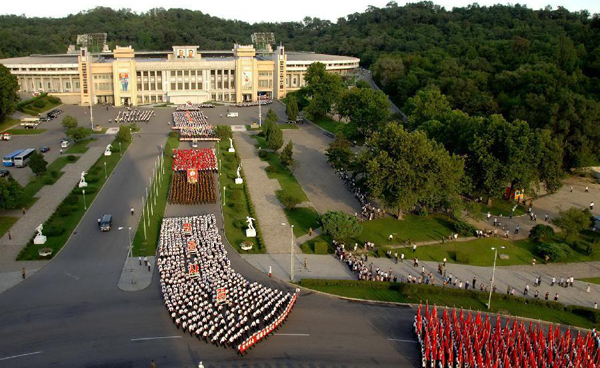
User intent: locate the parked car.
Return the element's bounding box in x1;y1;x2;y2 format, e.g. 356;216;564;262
40;146;50;153
99;214;113;232
0;169;9;177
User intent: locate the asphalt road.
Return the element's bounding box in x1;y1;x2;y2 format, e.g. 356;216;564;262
0;105;420;367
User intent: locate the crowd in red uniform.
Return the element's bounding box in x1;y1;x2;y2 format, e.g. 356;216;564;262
414;303;599;367
172;149;217;171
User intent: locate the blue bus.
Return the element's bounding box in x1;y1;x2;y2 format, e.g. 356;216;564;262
14;148;36;168
2;149;24;167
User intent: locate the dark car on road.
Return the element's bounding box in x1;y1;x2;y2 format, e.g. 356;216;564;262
99;214;113;232
0;170;9;177
40;146;50;153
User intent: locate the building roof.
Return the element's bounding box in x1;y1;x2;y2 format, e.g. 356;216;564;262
285;52;359;62
0;54;79;65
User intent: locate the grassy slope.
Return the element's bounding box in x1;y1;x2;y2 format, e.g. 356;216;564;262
0;217;18;238
0;117;19;132
66;138;97;154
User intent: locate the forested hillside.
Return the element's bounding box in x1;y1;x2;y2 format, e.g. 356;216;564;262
0;2;598;166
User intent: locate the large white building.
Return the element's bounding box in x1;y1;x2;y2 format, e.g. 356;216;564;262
0;44;359;106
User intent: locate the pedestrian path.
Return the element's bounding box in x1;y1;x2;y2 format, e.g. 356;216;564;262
295;228;322;246
0;142;108;283
242;253;600;309
118;256;155;291
234;131;302;254
500;261;600;279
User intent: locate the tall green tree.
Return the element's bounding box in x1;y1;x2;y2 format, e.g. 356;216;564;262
61;115;78;129
338;85;390;136
267;124;283;151
326;132;354;170
285;94;299;121
0;177;24;210
553;208;592;241
304;62;343;119
280;140;294;168
67;126;91;142
0;65;19;122
28;151;48;176
359;122;464;218
320;210;362;241
115;125;131;142
404;86;451;129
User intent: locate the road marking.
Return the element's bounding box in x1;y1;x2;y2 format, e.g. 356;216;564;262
131;336;182;342
0;351;42;361
388;338;418;343
64;272;80;280
274;333;310;336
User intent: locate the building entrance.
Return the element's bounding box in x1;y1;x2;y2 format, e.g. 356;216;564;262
121;97;131;106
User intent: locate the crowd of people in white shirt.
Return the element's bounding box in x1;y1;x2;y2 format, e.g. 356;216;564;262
114;109;154;123
176;103;215;110
158;215;297;353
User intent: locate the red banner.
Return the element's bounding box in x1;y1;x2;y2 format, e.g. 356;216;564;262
238;293;297;353
216;287;227;304
182;223;192;235
187;239;197;254
187;168;198;184
188;263;199;278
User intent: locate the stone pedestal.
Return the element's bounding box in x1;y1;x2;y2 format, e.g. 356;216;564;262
104;150;112;156
228;148;235;153
235;178;243;184
245;228;256;238
33;235;47;245
78;181;88;188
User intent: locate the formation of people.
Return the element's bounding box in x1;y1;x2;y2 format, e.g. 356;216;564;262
334;242;396;282
172;149;217;171
177;103;215;110
415;303;599;367
172;111;216;140
232;100;272;107
114;109;154;123
168;171;216;205
157;215;297;353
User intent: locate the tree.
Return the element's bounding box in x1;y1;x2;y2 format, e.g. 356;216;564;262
320;210;362;241
285;95;299;121
304;62;343;119
61;115;78;129
214;125;232;139
28;151;47;176
280;140;294;168
404;86;451;129
338;86;390;136
67;126;91;142
267;124;283;151
553;208;592;241
116;125;132;142
0;177;24;210
278;190;302;210
326;132;354;170
358;122;464;218
265;108;278;125
0;65;19;122
529;224;555;243
535;129;564;193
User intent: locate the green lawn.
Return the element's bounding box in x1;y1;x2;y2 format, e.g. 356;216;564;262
17;140;130;260
20;156;78;208
0;117;19;132
284;207;320;238
20;95;61;115
0;217;18;238
252;135;309;202
578;278;600;285
66;138;97;154
6;129;47;135
357;214;458;245
298;279;600;329
300;233;334;254
246;123;299;131
481;200;526;217
217;137;266;253
313;116;343;134
132;136;175;256
395;230;600;267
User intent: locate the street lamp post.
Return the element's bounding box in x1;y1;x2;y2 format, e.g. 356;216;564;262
487;246;505;310
82;189;87;210
119;142;122;157
104;161;107;179
223;186;226;207
118;226;135;285
142;196;147;240
282;223;295;281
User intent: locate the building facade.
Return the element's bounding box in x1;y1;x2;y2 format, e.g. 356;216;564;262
0;44;359;106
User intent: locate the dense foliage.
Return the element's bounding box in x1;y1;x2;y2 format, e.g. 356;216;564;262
0;64;19;121
319;210;363;240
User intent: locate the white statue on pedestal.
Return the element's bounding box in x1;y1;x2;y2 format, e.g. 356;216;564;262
245;216;256;238
228;137;235;153
79;171;88;188
235;164;243;184
33;223;47;244
104;144;112;156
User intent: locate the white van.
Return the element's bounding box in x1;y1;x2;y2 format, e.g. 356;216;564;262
61;140;71;149
226;112;238;118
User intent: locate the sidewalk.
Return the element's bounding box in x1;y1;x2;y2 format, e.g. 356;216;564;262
242;253;600;308
0;143;108;290
234;131;302;254
118;256;155;291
